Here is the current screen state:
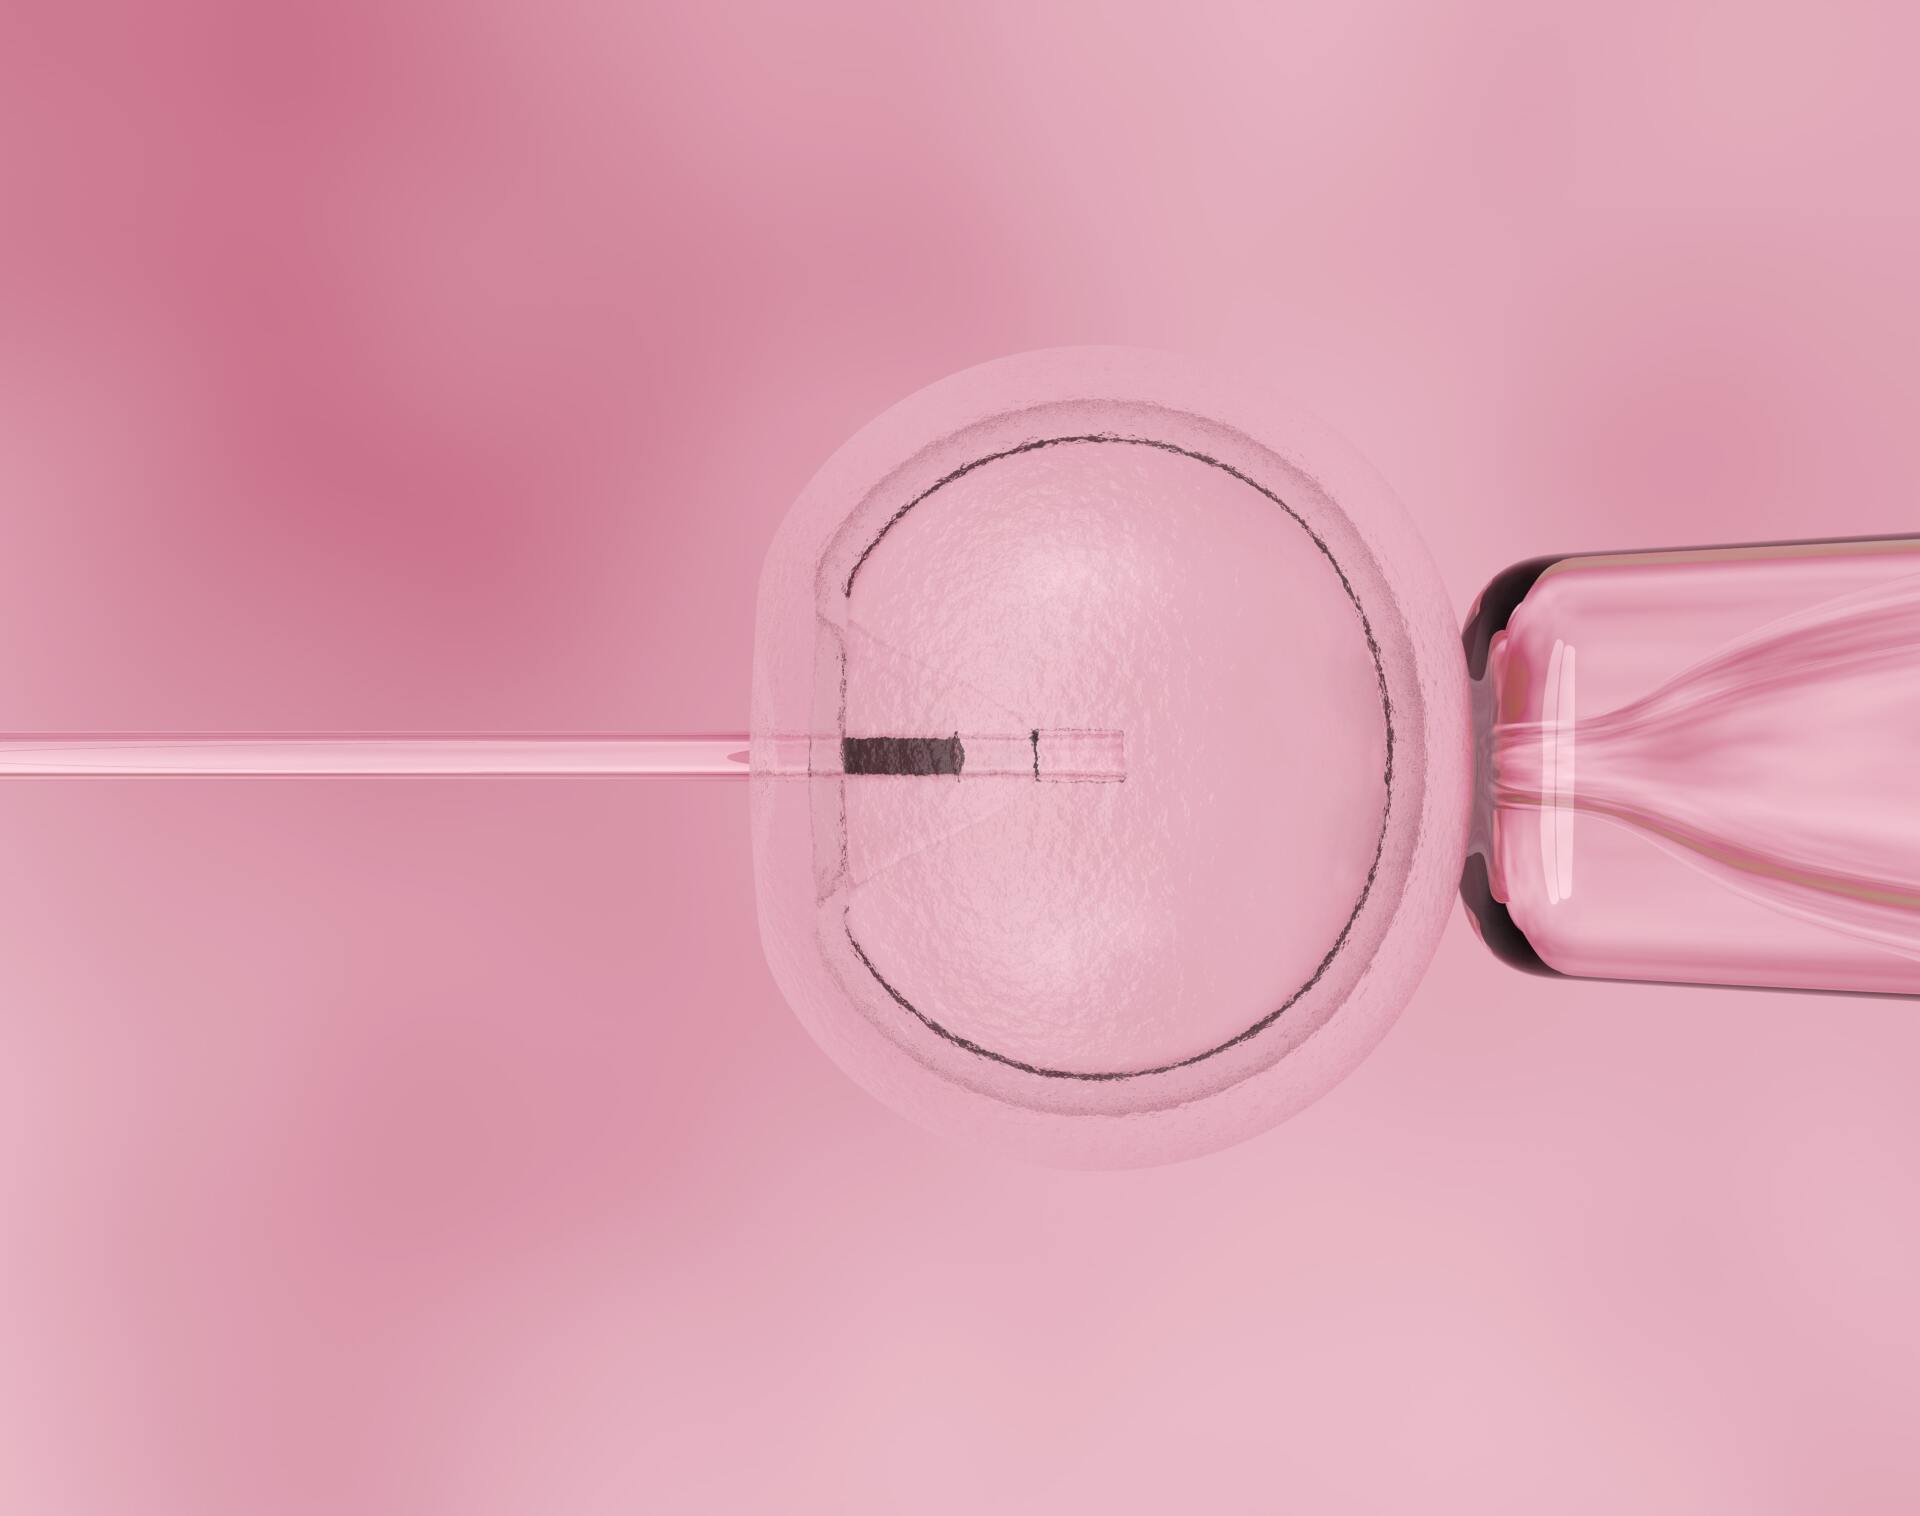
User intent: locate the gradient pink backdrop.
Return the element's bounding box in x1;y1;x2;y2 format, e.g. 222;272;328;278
4;3;1920;1511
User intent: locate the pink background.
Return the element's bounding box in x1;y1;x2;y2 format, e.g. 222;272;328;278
4;3;1920;1511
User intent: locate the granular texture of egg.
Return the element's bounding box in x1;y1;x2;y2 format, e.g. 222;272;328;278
751;349;1469;1166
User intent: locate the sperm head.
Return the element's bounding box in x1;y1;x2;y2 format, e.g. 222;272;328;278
751;349;1468;1166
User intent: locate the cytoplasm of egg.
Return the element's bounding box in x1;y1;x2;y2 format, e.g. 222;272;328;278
752;349;1469;1166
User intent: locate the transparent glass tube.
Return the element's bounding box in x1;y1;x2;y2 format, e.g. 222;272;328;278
1462;535;1920;995
0;731;1125;781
